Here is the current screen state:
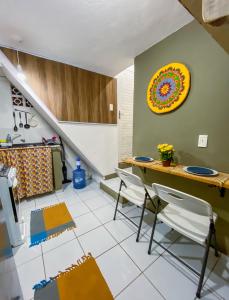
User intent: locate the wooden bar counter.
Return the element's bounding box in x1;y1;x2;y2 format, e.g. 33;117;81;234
123;158;229;196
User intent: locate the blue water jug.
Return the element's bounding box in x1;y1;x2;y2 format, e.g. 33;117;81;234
73;157;86;189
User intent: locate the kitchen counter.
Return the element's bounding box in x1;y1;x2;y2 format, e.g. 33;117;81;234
0;142;61;150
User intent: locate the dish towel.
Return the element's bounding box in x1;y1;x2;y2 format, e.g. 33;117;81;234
202;0;229;23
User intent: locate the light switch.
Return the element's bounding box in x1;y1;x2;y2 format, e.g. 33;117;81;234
198;135;208;148
109;104;114;112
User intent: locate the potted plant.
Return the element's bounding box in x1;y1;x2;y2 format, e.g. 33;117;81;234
157;144;175;167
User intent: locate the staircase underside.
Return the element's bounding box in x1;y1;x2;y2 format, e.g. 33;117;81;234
0;49;117;177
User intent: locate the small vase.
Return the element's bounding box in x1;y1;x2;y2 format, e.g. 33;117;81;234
162;160;171;167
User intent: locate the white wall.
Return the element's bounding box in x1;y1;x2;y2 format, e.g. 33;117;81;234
0;74;14;134
116;65;134;161
59;122;118;177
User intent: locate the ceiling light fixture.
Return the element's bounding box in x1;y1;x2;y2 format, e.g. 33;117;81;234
16;50;26;81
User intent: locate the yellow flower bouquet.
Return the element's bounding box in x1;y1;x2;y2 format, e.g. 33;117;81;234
157;144;175;166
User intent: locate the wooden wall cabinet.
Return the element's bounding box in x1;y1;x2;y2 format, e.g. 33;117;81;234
1;47;117;124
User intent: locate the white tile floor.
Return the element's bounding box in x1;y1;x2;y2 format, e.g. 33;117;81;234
14;181;229;300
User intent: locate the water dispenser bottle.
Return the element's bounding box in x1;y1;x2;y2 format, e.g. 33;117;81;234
73;157;86;189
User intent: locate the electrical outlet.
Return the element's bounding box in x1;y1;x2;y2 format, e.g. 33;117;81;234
198;135;208;148
109;104;114;112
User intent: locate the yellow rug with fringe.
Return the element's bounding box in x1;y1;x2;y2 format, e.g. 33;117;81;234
30;202;76;247
33;253;114;300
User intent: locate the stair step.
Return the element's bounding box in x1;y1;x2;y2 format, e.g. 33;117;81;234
100;177;120;202
100;177;128;204
100;170;156;212
103;166;132;180
100;167;133;204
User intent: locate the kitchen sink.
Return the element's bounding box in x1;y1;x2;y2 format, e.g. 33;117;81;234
11;143;45;148
0;142;60;149
0;143;45;149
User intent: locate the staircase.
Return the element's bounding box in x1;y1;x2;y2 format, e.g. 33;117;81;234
100;167;133;204
100;167;156;212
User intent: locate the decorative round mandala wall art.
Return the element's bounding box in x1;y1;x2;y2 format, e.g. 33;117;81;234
147;62;190;114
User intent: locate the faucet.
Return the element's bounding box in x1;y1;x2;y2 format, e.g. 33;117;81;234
12;134;25;144
12;134;22;142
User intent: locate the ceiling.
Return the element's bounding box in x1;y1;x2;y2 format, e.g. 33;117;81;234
0;0;193;76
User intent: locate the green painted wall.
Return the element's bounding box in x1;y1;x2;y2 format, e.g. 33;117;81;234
133;20;229;254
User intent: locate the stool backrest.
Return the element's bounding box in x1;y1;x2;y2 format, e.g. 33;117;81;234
153;183;213;218
115;168;145;189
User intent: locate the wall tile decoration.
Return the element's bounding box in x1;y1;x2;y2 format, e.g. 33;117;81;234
25;99;33;108
11;85;33;107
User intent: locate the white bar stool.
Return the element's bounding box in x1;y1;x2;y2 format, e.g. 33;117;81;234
148;183;219;298
113;168;157;242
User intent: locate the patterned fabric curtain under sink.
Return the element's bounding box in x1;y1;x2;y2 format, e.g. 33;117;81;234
0;147;53;199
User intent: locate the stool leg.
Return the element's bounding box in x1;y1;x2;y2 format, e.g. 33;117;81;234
196;227;212;298
212;226;219;257
113;181;122;220
136;194;147;242
148;198;160;255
